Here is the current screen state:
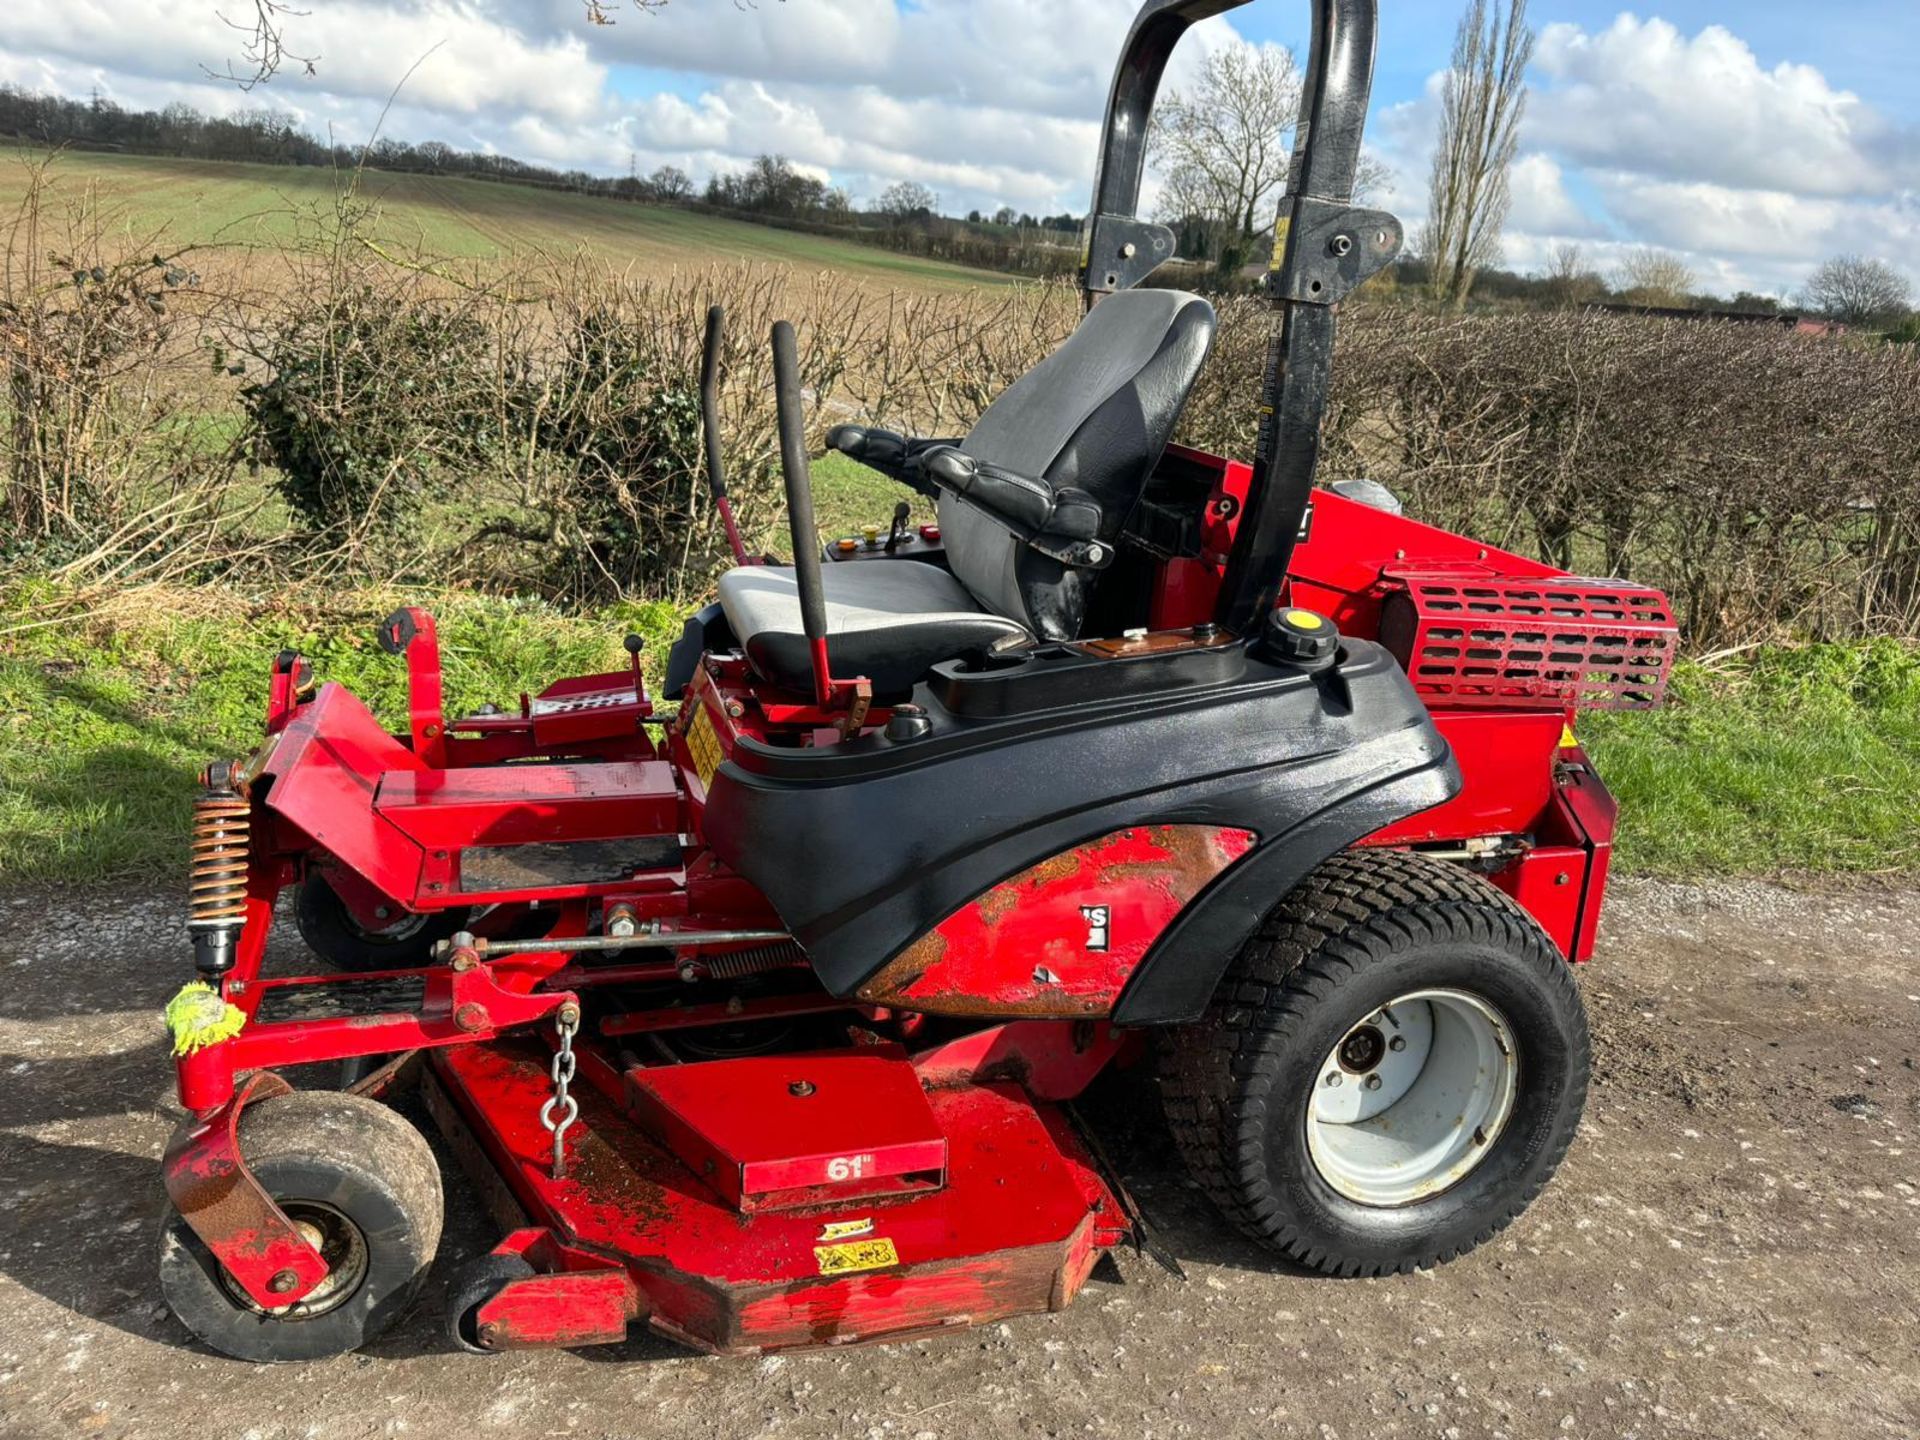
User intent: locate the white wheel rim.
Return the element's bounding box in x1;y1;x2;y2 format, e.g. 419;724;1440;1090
1305;988;1518;1207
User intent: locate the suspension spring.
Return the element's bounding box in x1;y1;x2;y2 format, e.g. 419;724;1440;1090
188;769;250;976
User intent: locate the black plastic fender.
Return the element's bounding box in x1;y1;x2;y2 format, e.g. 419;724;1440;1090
703;638;1459;1008
1110;767;1454;1025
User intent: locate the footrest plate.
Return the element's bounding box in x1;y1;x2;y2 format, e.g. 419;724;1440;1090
625;1045;947;1211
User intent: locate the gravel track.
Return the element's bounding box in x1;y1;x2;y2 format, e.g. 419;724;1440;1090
0;877;1916;1440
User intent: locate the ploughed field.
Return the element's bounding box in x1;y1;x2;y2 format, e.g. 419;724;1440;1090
0;152;1010;292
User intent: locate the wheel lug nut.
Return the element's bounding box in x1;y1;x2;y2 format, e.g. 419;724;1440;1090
1324;1072;1343;1088
1389;1036;1407;1052
1363;1074;1383;1091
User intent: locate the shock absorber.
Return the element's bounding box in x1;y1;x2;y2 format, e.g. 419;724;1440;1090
187;760;250;977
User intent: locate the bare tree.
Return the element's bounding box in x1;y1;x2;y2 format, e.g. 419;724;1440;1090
1421;0;1535;309
1543;242;1602;307
1616;248;1697;308
212;0;681;88
873;181;940;222
206;0;317;90
1352;152;1393;206
1151;41;1302;272
1800;254;1913;329
648;165;692;202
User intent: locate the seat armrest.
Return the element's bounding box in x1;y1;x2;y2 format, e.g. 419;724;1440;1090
920;448;1112;568
826;424;959;499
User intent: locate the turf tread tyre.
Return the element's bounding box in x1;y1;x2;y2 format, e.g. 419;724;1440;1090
159;1090;444;1362
1160;848;1589;1277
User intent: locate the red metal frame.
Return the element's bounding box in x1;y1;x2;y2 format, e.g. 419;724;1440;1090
161;436;1672;1358
428;1037;1125;1354
162;1071;330;1308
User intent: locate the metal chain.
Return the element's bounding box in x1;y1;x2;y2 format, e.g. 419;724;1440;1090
538;1004;580;1179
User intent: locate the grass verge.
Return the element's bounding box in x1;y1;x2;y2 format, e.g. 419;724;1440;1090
1580;641;1920;877
0;583;679;883
3;573;1915;886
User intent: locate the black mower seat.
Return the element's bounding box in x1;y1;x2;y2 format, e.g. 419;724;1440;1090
718;287;1216;695
716;562;1030;696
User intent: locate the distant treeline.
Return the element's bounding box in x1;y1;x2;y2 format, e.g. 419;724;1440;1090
2;85;1833;306
0;85;1089;278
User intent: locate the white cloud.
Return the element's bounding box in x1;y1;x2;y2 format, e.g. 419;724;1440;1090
1367;14;1920;298
1505;153;1605;240
617;79;1099;210
6;0;606;123
0;0;1244;219
1531;16;1913;200
5;3;1917;298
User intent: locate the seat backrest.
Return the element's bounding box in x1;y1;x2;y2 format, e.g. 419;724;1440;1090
942;288;1216;641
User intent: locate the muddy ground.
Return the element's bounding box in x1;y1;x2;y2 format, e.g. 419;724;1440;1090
0;877;1916;1440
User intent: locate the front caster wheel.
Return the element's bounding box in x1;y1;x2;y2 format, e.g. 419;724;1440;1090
1161;849;1590;1277
158;1091;444;1362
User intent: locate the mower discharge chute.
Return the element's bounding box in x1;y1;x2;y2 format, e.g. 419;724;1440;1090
154;0;1678;1364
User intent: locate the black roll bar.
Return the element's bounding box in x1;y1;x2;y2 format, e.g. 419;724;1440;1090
1083;0;1402;635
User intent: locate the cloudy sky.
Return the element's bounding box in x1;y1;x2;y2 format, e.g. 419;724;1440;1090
4;0;1915;299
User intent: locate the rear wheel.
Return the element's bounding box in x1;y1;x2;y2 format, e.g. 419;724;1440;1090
158;1091;444;1362
1160;849;1589;1276
295;870;469;972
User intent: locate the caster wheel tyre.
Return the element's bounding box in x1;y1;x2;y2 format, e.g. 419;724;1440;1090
295;871;470;973
1160;848;1590;1277
446;1253;537;1353
158;1091;444;1362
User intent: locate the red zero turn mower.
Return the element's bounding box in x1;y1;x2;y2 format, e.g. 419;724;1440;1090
157;0;1679;1364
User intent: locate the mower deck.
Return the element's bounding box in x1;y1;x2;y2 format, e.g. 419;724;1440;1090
428;1038;1127;1354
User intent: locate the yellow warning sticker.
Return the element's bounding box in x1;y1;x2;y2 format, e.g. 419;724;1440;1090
1559;723;1578;750
686;703;723;790
813;1237;899;1276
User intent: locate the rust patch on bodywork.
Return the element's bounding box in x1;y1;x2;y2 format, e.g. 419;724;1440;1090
858;825;1257;1018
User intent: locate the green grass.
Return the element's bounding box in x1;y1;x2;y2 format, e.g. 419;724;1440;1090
4;554;1915;885
0;584;681;883
1581;640;1920;876
808;451;936;540
1;152;1010;292
0;455;918;884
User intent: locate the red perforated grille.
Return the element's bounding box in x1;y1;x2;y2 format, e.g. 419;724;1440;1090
1379;571;1678;711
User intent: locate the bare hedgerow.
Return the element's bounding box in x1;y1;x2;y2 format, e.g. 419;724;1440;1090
481;265;1077;603
492;261;879;602
8;143;1918;652
0;157;255;589
1179;298;1920;646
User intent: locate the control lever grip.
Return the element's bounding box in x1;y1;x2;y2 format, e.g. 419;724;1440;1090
770;320;831;703
701;306;750;566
